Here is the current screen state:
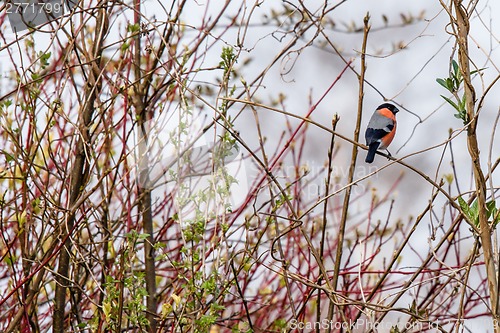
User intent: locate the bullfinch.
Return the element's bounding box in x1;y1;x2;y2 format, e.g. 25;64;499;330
364;103;399;163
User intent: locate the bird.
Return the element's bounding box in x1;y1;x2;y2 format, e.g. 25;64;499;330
364;103;399;163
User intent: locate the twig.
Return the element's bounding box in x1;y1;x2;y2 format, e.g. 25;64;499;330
328;12;370;332
452;0;499;327
316;114;340;332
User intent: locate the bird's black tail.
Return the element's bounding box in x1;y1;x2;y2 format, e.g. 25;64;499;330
365;142;380;163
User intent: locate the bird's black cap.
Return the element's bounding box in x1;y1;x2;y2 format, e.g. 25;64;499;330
377;103;399;114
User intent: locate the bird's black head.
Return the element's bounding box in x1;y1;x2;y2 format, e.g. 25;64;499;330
377;103;399;114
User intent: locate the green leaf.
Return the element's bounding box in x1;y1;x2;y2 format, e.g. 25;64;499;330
458;196;472;221
39;51;51;69
2;151;15;162
121;42;130;51
452;75;461;90
196;314;217;327
459;94;467;111
436;78;449;90
273;318;287;329
440;95;459;111
486;200;496;219
444;174;454;184
2;99;12;108
471;199;479;226
137;233;150;240
409;299;418;314
461;111;468;124
127;23;140;33
470;67;487;75
446;77;455;91
452;59;459;75
493;210;500;228
486;200;500;228
210;302;226;312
